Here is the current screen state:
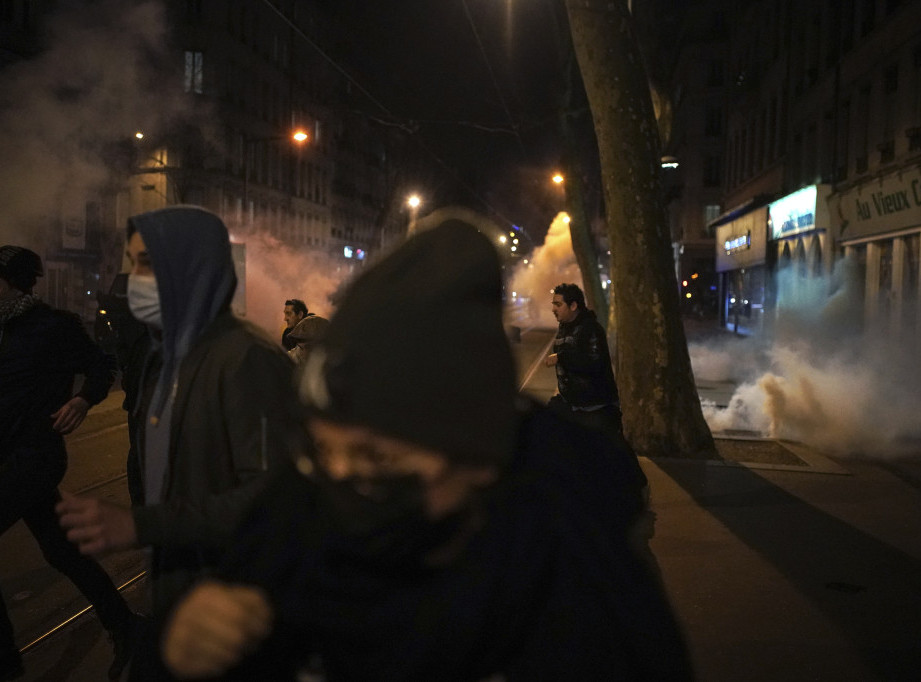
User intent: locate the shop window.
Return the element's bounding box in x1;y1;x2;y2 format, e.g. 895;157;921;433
879;241;894;321
903;235;920;332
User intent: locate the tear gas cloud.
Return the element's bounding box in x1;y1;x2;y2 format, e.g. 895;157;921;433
509;218;921;459
231;225;344;337
695;257;921;459
0;0;209;247
508;212;584;327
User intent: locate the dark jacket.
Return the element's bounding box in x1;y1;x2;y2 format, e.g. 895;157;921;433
126;206;307;613
202;401;692;682
553;308;619;409
132;312;305;613
1;301;114;476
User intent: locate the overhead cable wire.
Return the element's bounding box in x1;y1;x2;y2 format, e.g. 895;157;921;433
459;0;527;155
258;0;523;230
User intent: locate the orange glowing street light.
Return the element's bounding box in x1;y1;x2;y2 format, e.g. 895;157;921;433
552;173;564;185
243;128;312;216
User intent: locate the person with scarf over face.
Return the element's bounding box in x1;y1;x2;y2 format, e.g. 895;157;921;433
0;246;137;681
158;220;694;682
55;208;307;666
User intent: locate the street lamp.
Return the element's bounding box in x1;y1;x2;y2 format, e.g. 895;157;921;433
406;194;422;233
552;172;564;185
242;128;310;222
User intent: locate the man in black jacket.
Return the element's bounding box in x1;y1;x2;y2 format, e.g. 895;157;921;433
158;221;692;681
0;246;136;681
545;282;648;494
545;283;620;420
56;208;307;624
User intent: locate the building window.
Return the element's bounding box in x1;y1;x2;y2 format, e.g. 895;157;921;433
184;51;204;94
855;84;871;172
703;155;722;187
841;0;855;52
860;0;875;36
707;60;724;87
837;100;850;180
913;45;921;123
704;204;721;226
704;105;722;136
185;0;203;23
881;66;898;160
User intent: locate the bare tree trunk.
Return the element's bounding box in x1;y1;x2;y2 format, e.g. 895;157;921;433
564;0;716;458
554;8;608;321
559;124;607;321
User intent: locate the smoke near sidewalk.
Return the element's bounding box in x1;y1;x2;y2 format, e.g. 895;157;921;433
695;258;921;458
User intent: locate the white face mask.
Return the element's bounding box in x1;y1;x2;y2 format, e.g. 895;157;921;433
127;273;162;329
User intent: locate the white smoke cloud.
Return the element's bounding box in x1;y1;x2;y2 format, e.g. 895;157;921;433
0;0;202;247
508;212;583;327
695;257;921;459
230;225;348;338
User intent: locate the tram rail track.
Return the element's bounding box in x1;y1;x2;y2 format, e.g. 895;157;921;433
19;332;555;659
17;461;147;657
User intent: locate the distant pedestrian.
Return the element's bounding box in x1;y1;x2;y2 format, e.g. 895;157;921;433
281;299;308;350
286;315;329;366
545;283;640;456
544;283;653;561
0;245;138;681
159;220;691;681
96;272;150;506
55;208;308;680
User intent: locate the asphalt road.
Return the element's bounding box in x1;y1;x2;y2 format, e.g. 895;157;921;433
9;324;921;680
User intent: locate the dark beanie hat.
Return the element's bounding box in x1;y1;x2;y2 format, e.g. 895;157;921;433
0;245;44;293
300;220;518;467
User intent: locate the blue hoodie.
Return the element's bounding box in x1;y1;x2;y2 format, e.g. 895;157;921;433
128;206;236;503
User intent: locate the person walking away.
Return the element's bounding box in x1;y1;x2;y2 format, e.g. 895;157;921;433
0;245;138;681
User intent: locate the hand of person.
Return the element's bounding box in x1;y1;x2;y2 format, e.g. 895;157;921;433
56;492;138;555
50;396;90;434
544;353;559;367
162;581;274;679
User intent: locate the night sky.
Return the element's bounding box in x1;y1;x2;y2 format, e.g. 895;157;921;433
310;0;569;236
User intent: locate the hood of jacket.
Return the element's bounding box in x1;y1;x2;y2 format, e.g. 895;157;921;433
128;206;237;411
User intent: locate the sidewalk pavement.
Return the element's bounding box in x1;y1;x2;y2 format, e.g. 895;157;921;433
23;334;921;680
517;326;921;681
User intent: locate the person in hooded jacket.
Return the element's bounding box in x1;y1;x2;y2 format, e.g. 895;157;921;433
0;246;137;681
157;221;693;682
56;207;307;626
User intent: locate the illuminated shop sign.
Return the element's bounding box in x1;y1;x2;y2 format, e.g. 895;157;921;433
724;232;751;253
770;185;817;239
